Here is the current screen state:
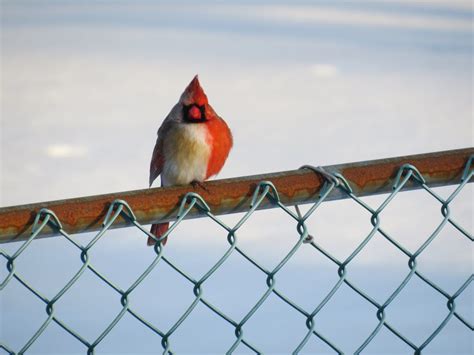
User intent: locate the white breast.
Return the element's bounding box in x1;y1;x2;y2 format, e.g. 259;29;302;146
161;123;211;186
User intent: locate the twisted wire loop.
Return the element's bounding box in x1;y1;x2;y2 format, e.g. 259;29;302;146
0;155;472;354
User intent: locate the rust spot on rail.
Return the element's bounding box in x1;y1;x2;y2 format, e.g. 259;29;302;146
342;152;467;190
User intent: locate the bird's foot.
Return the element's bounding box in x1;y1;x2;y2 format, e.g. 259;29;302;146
191;180;209;193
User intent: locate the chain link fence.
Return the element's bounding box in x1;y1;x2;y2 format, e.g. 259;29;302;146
1;153;473;354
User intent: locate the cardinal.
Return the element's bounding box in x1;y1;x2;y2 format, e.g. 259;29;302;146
148;75;233;246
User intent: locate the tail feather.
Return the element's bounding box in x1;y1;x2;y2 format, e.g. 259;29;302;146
148;222;170;246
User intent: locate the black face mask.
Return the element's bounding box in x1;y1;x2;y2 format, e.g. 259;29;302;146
183;104;206;123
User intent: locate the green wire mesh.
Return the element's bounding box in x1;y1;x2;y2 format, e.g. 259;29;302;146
1;157;473;355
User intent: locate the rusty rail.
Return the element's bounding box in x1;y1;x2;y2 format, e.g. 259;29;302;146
0;148;472;243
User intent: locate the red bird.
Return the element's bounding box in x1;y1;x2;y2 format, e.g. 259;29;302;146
148;75;233;246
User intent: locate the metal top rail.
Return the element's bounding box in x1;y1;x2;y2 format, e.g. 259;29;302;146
0;147;472;243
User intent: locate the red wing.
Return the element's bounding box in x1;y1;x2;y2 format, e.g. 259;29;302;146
205;116;233;179
149;111;177;187
149;138;164;187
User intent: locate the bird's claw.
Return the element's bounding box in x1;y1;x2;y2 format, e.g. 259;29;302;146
191;180;209;193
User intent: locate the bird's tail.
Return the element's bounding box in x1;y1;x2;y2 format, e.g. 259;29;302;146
148;222;169;246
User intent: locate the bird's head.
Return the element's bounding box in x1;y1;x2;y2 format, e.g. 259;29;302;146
179;75;213;123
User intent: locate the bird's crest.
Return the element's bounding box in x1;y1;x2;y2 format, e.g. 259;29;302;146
181;75;208;106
